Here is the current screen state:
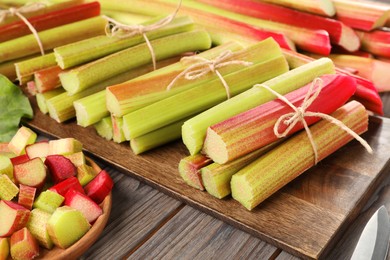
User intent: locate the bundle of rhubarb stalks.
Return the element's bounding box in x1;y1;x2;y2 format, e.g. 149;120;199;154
0;0;387;212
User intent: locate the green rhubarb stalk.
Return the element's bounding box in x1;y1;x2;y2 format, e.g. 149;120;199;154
122;54;289;140
101;10;151;25
0;16;107;63
15;53;56;84
130;117;188;154
94;116;113;141
36;88;65;114
75;56;182;127
179;154;213;190
202;143;278;199
106;40;273;117
46;67;153;123
182;57;335;155
54;16;194;69
231;101;370;210
60;29;212;95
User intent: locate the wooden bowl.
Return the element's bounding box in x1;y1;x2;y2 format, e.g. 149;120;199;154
36;157;112;260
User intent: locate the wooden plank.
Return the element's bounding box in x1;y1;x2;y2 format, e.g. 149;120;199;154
25;98;390;259
80;167;183;259
127;206;279;259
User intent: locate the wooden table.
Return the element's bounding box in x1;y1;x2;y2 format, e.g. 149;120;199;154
52;94;389;260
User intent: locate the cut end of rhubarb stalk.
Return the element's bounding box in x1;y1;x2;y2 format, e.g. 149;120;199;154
338;23;361;52
59;71;80;96
178;154;213;190
319;0;336;16
202;128;229;164
372;59;390;92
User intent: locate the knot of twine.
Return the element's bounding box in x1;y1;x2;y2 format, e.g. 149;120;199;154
0;3;46;55
102;0;182;70
258;77;373;165
166;50;253;99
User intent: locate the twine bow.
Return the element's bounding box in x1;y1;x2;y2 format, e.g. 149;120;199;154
102;0;182;70
258;77;373;165
0;3;46;55
166;50;253;99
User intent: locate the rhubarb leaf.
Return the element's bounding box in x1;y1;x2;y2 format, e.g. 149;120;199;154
0;74;33;142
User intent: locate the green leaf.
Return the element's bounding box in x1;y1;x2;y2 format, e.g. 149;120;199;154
0;75;33;142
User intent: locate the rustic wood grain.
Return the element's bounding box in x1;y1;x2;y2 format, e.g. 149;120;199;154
127;205;279;259
80;167;182;259
24;97;390;259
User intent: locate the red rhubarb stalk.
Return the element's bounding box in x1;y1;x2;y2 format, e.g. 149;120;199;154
203;74;357;164
0;2;100;42
282;50;383;115
199;0;360;52
355;28;390;59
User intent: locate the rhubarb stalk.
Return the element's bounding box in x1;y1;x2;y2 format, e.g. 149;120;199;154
260;0;336;17
231;101;371;210
34;65;62;93
0;16;107;63
203;74;356;164
0;1;101;42
15;53;56;84
355;28;390;59
54;15;195;69
182;57;335;155
122;41;289;140
199;0;359;52
94;117;113;141
179;154;213;190
59;29;212;95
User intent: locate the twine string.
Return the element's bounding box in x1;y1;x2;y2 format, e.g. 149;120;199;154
166;50;253;99
258;77;373;165
0;3;46;55
102;0;182;70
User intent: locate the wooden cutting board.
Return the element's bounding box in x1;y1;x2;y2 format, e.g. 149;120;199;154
25;99;390;259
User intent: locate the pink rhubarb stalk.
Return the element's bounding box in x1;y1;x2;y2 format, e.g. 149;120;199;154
178;154;213;190
34;65;63;93
199;0;359;52
203;74;357;164
333;0;390;31
355;28;390;59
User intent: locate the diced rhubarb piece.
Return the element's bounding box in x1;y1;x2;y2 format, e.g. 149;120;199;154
44;155;77;184
25;141;49;159
33;190;64;214
178;154;213;190
8;127;37;156
203;74;357;164
0;237;9;260
49;176;85;197
63;152;86;167
0;200;30;238
10;227;40;260
200;0;360;52
10;155;30;166
27;208;54;250
18;185;36;211
47;206;91;249
64;189;103;223
0;175;19;201
0;155;13;180
48;138;82;156
77;164;98;186
84;170;113;204
14;158;47;189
